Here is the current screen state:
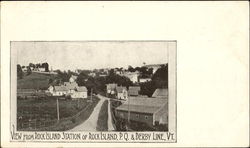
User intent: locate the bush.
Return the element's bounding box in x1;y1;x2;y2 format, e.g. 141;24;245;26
71;117;76;123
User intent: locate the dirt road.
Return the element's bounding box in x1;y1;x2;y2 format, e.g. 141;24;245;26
68;95;115;131
68;97;105;131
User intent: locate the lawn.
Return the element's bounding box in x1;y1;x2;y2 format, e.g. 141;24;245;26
17;96;100;131
96;100;108;131
17;72;56;90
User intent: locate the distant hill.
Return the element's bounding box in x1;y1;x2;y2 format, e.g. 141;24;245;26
17;72;57;90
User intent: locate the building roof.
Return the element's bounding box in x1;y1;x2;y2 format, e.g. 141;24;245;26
152;88;168;98
77;86;87;92
128;86;140;96
116;97;167;114
54;86;68;91
144;64;163;68
64;82;78;90
116;104;160;114
106;83;117;90
71;75;77;80
116;86;127;93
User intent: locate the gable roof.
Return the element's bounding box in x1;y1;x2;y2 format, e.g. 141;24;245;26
116;97;167;114
116;86;127;93
77;86;87;92
71;75;77;80
128;86;140;96
64;82;78;90
152;88;168;98
54;86;68;91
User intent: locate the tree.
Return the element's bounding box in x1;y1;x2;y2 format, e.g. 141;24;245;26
29;63;35;69
152;64;168;88
17;64;23;79
139;64;168;97
27;66;32;75
128;65;135;72
76;71;89;86
48;78;53;84
44;62;49;72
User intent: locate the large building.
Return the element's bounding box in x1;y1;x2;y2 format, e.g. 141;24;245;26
115;96;167;127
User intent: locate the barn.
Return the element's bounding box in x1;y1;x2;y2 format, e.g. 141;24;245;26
115;97;167;127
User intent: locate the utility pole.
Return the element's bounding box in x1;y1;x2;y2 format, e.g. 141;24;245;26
91;88;93;102
57;98;60;121
78;98;80;109
127;93;130;131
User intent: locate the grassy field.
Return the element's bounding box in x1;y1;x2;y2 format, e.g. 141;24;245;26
17;96;100;131
96;100;108;131
17;72;56;90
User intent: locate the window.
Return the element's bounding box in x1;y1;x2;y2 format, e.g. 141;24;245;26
145;115;148;119
136;114;139;118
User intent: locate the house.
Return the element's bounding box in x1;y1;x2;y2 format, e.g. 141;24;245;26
21;66;28;72
88;72;96;77
38;67;46;72
139;78;151;83
128;86;140;96
106;83;118;95
53;86;68;96
48;85;54;94
69;75;77;83
144;64;163;74
116;86;128;100
71;86;88;99
115;97;167;127
63;82;78;94
119;71;140;83
152;88;168;98
48;80;88;99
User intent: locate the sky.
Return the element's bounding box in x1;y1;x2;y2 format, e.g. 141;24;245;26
13;41;168;71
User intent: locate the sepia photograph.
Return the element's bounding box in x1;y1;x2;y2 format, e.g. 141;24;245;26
12;41;175;133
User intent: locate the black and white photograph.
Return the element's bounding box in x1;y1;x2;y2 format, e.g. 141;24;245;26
13;41;174;133
1;1;249;147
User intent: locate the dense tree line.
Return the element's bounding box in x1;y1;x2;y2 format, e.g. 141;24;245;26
140;64;168;97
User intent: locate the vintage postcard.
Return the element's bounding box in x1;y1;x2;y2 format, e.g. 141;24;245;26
1;1;249;147
10;41;176;143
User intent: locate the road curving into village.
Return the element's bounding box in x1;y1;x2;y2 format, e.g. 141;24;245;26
68;95;115;131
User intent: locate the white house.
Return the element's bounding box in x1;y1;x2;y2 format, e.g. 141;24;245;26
71;86;88;99
38;67;46;72
119;71;140;83
53;86;68;96
48;80;88;99
139;78;151;83
116;86;128;100
144;64;163;74
48;85;54;94
106;83;117;95
69;75;77;83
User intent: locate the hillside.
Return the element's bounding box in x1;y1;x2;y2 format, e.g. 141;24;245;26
17;72;57;90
